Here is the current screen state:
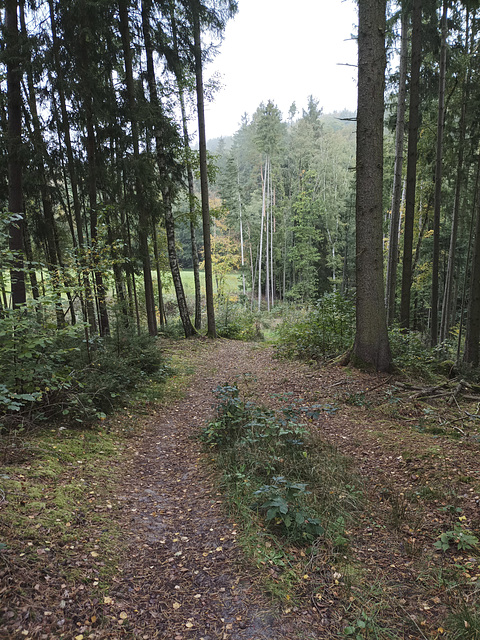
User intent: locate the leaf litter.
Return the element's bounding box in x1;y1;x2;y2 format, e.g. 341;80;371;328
2;338;480;638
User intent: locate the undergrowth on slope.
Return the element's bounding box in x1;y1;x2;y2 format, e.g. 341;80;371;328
0;312;170;434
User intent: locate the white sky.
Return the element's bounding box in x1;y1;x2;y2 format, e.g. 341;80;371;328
203;0;359;140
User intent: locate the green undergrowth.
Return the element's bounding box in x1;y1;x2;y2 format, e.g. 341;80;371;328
200;383;364;601
0;338;173;635
0;310;170;431
274;294;463;383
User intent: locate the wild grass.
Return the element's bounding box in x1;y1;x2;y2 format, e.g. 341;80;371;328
200;383;364;600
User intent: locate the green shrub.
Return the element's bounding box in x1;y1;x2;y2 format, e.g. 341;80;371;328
388;327;438;378
216;303;263;341
276;292;355;361
0;306;168;429
253;476;324;542
201;384;363;548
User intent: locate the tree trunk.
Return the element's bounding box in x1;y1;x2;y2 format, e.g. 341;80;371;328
351;0;391;372
119;0;157;336
170;7;203;331
258;160;267;311
440;9;469;343
400;0;422;329
49;0;96;331
430;0;447;347
179;92;202;330
265;159;270;312
385;8;408;325
464;153;480;367
141;0;194;337
191;0;216;337
152;221;167;327
6;0;26;308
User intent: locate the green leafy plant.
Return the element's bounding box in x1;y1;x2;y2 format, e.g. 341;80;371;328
275;292;355;361
254;476;324;541
434;521;479;552
344;612;376;639
200;384;255;446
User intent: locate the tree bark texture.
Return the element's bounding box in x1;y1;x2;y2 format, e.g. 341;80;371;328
400;0;422;329
6;0;26;308
352;0;392;372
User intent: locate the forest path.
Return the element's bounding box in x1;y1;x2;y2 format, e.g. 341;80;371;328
111;338;321;640
86;338;480;639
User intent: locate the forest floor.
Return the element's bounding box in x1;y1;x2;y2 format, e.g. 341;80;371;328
2;338;480;639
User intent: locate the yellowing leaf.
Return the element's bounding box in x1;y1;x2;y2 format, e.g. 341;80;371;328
119;612;128;620
103;596;114;605
173;602;181;610
91;551;99;558
185;621;194;628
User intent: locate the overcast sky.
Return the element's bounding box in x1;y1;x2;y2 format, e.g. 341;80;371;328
202;0;359;140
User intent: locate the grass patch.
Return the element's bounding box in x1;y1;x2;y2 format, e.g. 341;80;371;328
0;421;128;634
200;383;364;601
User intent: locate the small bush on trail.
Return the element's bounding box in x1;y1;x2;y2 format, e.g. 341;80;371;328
201;384;363;547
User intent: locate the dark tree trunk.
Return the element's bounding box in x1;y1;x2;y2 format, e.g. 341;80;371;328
119;0;157;336
141;0;195;337
169;6;202;330
351;0;391;372
191;0;216;338
85;104;110;336
400;0;422;329
6;0;26;308
49;0;96;331
152;221;166;327
464;153;480;367
430;0;447;347
441;9;470;343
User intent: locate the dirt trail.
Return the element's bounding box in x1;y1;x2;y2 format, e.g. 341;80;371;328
109;339;318;640
6;338;478;639
96;337;480;640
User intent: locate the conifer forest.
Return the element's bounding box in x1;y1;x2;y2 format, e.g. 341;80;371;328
3;1;480;638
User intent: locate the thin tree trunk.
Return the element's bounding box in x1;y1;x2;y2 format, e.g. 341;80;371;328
464;152;480;366
258;160;267;311
237;168;246;297
265;159;270;312
440;10;470;342
400;0;422;329
270;164;275;307
170;10;202;330
141;0;194;337
49;0;96;331
119;0;157;336
6;0;26;308
152;221;166;327
431;0;448;347
191;0;216;337
386;9;408;325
